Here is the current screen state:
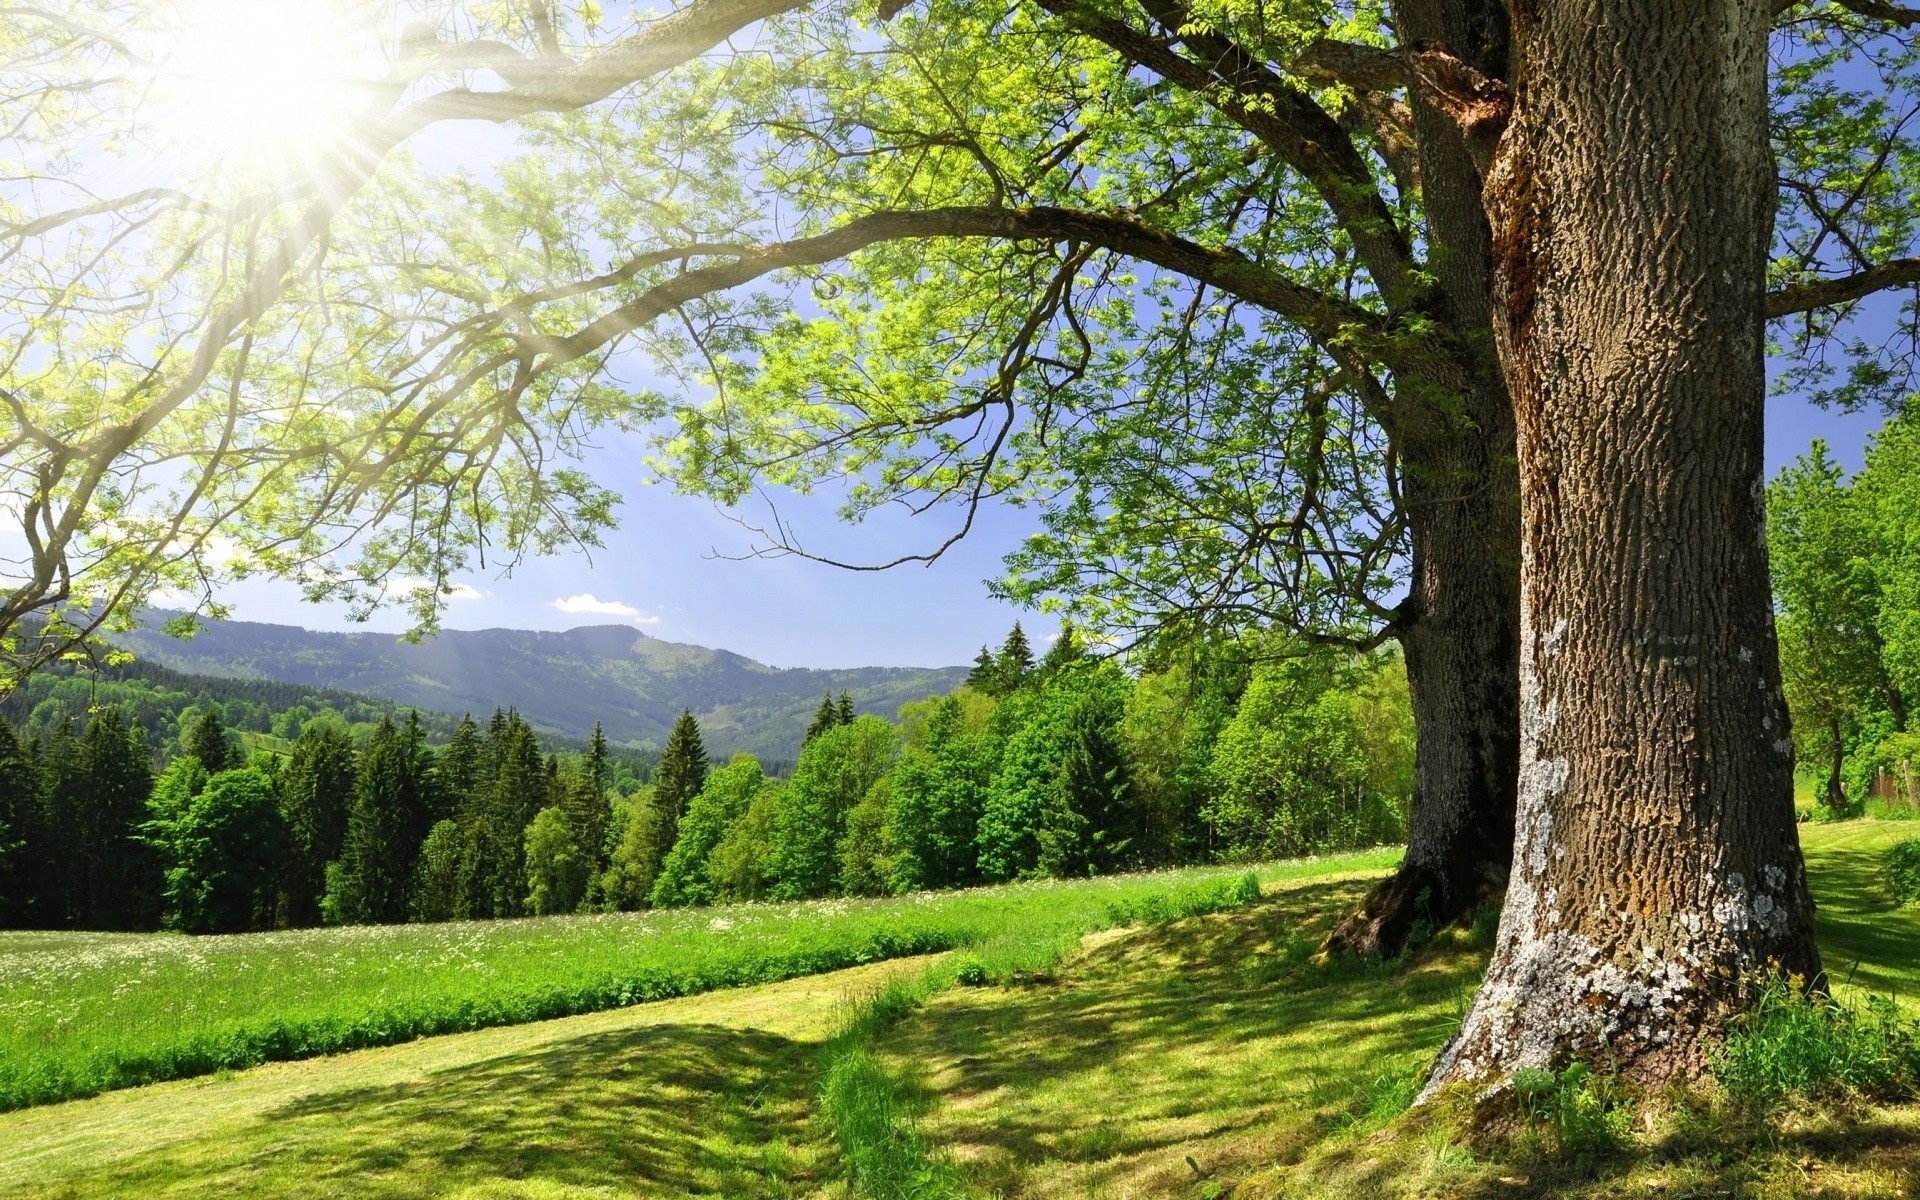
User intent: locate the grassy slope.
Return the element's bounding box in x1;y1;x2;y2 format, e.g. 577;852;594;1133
7;827;1913;1199
4;857;1362;1111
868;820;1920;1199
0;957;931;1199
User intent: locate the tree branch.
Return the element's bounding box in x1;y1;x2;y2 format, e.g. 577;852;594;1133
1035;0;1417;303
1290;39;1408;91
528;206;1410;375
1766;256;1920;316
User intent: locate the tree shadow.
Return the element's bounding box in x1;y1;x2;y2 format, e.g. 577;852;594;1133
873;878;1488;1197
43;1021;831;1198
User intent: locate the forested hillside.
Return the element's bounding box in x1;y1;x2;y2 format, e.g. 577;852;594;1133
0;623;1415;937
112;614;966;759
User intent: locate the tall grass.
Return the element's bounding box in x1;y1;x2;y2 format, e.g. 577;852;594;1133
0;850;1396;1112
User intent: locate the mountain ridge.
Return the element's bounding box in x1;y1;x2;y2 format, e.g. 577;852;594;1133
113;613;969;760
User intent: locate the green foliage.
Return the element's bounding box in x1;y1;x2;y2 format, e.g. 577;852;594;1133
0;853;1320;1112
327;715;437;926
886;693;996;892
1509;1061;1632;1157
524;806;589;916
160;770;285;935
839;775;897;898
648;710;709;877
599;788;669;911
278;717;356;928
1035;671;1136;877
410;820;462;923
649;755;765;908
764;716;900;900
1714;978;1920;1111
1205;648;1410;860
706;781;784;904
1887;839;1920;904
186;708;240;777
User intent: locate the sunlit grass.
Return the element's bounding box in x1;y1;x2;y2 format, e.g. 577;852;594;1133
860;820;1920;1199
0;848;1400;1111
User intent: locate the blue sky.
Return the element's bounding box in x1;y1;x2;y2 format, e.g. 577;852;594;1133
205;387;1884;671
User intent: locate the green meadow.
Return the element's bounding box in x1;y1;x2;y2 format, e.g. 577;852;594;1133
5;827;1920;1198
0;850;1396;1113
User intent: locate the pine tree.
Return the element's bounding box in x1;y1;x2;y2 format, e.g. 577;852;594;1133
185;708;238;776
837;690;856;726
76;706;159;930
561;722;613;872
997;623;1034;691
804;692;839;744
279;718;357;927
1037;622;1085;678
964;645;998;692
0;720;43;928
650;710;708;871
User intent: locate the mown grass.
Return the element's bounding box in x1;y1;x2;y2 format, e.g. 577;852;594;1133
861;820;1920;1199
0;848;1398;1112
0;957;929;1199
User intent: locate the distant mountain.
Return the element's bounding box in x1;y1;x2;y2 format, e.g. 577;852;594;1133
113;614;968;761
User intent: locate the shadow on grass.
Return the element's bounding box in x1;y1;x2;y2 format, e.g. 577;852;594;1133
885;852;1920;1200
872;878;1487;1197
33;1021;830;1199
1803;827;1920;1002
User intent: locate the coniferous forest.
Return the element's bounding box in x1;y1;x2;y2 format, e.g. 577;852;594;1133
0;623;1414;933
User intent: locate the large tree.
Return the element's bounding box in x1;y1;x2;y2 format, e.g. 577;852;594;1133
8;0;1917;1084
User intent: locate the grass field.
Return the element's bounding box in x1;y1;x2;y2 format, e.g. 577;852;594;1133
0;849;1399;1112
866;819;1920;1199
5;826;1916;1199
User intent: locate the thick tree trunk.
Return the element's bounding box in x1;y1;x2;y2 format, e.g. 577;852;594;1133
1329;421;1520;956
1327;0;1522;959
1427;0;1821;1092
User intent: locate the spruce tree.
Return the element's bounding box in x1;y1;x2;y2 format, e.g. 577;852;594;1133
644;710;708;892
0;720;43;928
476;713;546;917
964;645;998;692
804;692;839;744
439;714;483;815
76;706;159;930
328;716;408;924
997;623;1034;691
837;690;856;726
36;716;84;926
1037;622;1085;678
1036;689;1135;878
560;722;613;872
279;718;357;927
185;708;238;776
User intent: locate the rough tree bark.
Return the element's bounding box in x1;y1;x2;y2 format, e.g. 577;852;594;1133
1426;0;1822;1091
1328;0;1523;958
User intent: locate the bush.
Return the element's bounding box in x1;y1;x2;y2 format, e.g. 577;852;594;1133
1714;978;1920;1110
1886;839;1920;905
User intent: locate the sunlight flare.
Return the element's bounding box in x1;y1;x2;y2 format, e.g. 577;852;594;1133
146;0;374;171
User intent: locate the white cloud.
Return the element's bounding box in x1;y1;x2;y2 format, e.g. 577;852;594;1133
552;593;662;624
445;582;487;601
